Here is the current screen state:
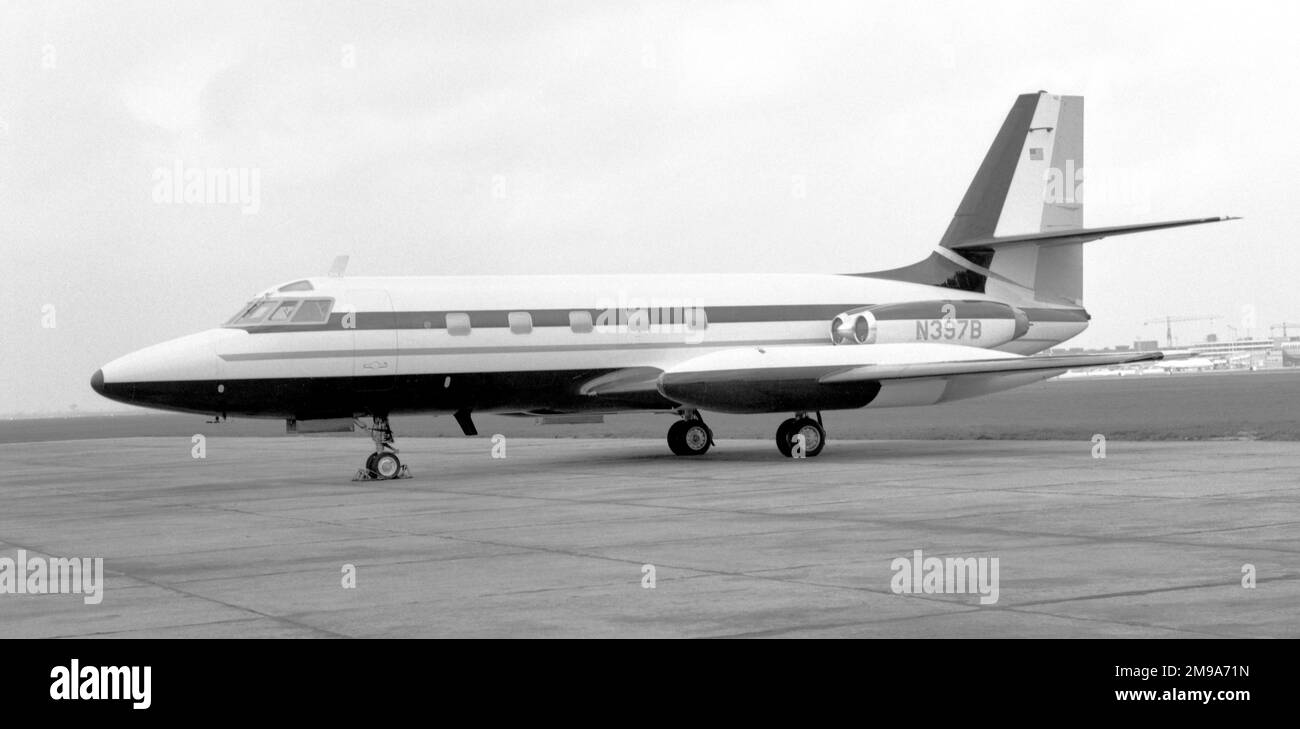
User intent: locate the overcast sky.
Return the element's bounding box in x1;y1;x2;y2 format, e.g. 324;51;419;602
2;0;1296;415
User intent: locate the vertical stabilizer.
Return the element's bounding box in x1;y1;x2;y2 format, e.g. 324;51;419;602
940;92;1085;305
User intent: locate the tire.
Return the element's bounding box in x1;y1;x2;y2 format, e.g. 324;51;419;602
791;417;825;457
365;453;379;475
668;420;711;456
775;418;797;457
667;421;688;455
374;452;401;478
777;418;825;458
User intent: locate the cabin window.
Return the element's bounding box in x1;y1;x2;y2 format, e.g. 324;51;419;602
569;310;593;333
291;299;333;324
508;311;533;334
685;307;708;331
446;312;471;336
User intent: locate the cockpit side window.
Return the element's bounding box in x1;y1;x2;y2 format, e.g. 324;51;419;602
290;299;333;324
225;297;334;327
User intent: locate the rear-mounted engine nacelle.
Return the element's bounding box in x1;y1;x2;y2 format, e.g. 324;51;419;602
830;300;1030;347
831;311;876;344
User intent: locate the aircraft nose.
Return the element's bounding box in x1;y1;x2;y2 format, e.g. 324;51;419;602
90;366;133;405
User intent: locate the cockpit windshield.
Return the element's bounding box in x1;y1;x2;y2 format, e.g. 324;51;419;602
268;301;299;322
225;297;334;327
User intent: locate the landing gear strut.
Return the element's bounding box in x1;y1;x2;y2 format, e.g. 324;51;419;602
776;412;825;458
353;416;411;480
667;410;713;456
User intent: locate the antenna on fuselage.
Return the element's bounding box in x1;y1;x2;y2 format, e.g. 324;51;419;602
328;255;350;277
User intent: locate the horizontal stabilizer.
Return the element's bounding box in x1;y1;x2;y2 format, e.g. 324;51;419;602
947;216;1238;250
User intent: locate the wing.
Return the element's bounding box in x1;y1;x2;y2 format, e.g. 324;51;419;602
817;350;1161;382
642;343;1160;413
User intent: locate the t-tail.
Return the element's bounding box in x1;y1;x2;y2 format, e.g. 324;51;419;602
867;90;1236;306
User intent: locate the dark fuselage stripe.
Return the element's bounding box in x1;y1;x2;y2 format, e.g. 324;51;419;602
1022;308;1089;323
220;338;828;362
235;304;1089;334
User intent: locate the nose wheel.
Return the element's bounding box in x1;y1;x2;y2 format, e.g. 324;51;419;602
354;416;411;480
667;411;713;456
776;413;825;458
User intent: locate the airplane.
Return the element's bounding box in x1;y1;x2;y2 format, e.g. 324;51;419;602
91;91;1236;478
1151;356;1218;372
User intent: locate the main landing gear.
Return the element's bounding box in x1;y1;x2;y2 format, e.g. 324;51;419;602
353;415;411;481
776;412;825;458
665;410;828;458
667;410;713;456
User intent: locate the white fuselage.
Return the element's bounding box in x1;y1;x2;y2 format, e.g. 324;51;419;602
94;272;1088;418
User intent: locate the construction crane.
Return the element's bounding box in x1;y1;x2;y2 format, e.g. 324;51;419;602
1143;315;1219;347
1270;323;1300;339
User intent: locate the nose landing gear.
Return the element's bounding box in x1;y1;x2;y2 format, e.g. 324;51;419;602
353;416;411;481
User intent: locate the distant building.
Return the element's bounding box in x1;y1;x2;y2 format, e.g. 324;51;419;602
1133;340;1160;352
1187;338;1275;357
1283;342;1300;367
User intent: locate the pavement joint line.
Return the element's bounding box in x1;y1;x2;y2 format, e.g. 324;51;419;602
1010;574;1300;609
35;616;305;640
713;611;1216;639
157;549;542;586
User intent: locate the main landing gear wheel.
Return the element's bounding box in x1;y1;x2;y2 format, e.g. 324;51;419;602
667;418;713;456
776;415;825;458
373;452;402;479
354;415;412;481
